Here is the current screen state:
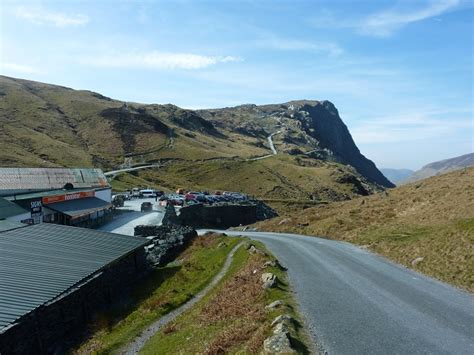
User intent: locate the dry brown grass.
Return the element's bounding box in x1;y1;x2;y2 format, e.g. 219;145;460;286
199;254;268;354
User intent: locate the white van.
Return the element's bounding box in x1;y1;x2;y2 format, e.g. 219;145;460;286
140;189;156;198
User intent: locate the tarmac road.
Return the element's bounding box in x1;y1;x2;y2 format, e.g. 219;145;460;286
199;230;474;354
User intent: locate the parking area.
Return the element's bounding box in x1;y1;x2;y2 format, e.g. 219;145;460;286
98;198;164;236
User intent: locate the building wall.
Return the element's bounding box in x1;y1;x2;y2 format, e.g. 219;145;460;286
0;248;147;355
95;188;112;203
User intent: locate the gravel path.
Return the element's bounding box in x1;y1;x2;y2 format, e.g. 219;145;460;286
199;230;474;355
119;241;244;354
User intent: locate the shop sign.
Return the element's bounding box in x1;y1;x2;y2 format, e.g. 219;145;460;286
43;190;95;204
30;199;43;218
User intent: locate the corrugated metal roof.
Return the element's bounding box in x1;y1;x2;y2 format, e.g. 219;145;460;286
0;221;28;232
0;168;110;196
0;197;28;219
46;197;112;217
0;223;149;331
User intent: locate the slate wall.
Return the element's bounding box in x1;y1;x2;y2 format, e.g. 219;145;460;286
0;249;147;355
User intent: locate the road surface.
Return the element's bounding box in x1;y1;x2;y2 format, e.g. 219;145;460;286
104;164;159;177
99;198;164;235
198;230;474;354
267;131;280;155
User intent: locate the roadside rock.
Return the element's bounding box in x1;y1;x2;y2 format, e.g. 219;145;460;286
411;257;424;266
263;259;287;270
271;314;294;328
261;273;277;289
265;300;284;310
248;245;266;256
273;322;290;335
263;333;295;354
278;218;291;225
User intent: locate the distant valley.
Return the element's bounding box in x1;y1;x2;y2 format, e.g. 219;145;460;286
380;168;414;185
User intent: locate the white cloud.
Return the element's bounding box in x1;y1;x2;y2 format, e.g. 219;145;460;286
255;33;343;56
82;51;242;70
1;63;38;74
15;5;89;27
312;0;460;37
360;0;460;37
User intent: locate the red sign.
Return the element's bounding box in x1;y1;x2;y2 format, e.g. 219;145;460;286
43;191;95;204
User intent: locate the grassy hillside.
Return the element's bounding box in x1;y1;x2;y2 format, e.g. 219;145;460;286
0;75;388;202
256;167;474;291
112;155;380;202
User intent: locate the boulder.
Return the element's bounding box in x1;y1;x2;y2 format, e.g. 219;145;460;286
263;333;295;354
271;314;294;328
273;322;290;335
261;273;277;289
265;300;284;310
411;257;424;266
278;218;291;225
263;259;287;270
249;245;266;256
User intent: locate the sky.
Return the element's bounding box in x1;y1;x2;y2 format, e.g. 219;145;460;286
1;0;473;170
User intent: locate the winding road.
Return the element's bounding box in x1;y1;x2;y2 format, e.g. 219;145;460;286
198;230;474;354
104;164;160;177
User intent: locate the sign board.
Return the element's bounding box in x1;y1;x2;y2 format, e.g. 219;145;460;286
42;190;95;205
30;199;43;218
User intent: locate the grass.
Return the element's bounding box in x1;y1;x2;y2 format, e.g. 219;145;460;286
140;239;309;354
137;154;380;201
257;167;474;292
74;234;242;354
110;172;170;193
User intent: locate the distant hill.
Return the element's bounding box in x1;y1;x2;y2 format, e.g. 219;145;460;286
0;75;393;202
380;168;414;185
404;153;474;183
257;167;474;292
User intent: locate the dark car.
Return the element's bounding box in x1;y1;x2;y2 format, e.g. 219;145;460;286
140;202;153;212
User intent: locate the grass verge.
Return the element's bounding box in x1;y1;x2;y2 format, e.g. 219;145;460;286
74;234;241;354
140;238;309;354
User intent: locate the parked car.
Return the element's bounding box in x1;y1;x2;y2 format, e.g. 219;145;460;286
169;197;184;206
131;188;141;199
112;194;125;208
185;193;197;201
141;202;153;212
140;189;156;198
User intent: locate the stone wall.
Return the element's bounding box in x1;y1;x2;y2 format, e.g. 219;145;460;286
0;249;147;355
176;201;278;229
134;224;196;266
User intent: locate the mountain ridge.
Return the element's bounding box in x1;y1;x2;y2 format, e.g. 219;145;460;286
403;153;474;184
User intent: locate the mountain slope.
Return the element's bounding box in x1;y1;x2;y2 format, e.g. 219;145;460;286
404;153;474;183
0;75;391;201
256;167;474;291
380;168;414;185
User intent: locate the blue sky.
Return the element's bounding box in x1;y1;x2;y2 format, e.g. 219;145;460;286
1;0;473;169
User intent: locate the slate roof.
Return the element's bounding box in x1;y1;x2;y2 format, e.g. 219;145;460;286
0;223;149;331
0;197;28;219
46;197;112;217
